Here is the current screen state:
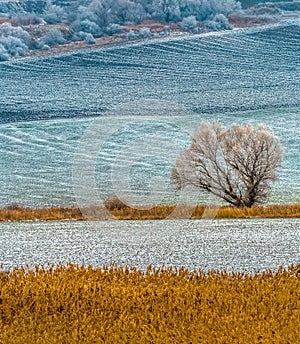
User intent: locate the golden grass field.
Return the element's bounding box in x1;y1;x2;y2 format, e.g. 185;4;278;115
0;263;299;343
0;203;299;221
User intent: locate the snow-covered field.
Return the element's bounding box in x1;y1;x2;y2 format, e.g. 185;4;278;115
0;218;299;272
0;20;299;207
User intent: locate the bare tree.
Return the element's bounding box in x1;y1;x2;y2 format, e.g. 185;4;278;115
171;121;284;207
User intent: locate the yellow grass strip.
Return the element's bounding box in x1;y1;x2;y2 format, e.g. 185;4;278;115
0;263;299;343
0;206;84;221
0;203;299;221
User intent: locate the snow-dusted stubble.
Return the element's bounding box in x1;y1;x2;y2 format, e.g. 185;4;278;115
72;100;221;220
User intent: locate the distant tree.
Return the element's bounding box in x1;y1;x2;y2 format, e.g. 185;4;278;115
152;0;181;22
172;121;284;207
43;5;66;24
38;28;66;48
126;29;137;39
213;13;232;29
180;0;210;21
74;31;96;43
83;32;96;44
76;5;99;23
75;19;102;36
204;13;232;31
11;13;42;26
0;0;243;55
0;23;31;46
0;23;31;58
176;0;241;22
21;0;47;14
163;25;171;34
213;0;242;15
0;44;10;61
0;36;28;56
180;15;197;30
139;27;151;38
106;23;122;35
110;0;147;24
86;0;110;28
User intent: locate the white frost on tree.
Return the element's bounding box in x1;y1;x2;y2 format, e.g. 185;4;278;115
38;29;66;48
139;27;151;38
0;0;242;58
0;23;31;58
43;5;66;24
0;43;10;61
172;121;284;207
180;15;197;30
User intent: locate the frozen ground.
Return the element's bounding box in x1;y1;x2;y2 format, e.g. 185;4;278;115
0;218;299;272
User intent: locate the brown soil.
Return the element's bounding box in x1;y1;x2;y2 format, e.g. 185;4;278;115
228;14;276;28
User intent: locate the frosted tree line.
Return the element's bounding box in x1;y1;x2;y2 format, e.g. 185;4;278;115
1;0;297;60
0;0;242;60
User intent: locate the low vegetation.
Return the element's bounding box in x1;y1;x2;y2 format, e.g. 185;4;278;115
0;263;299;343
0;203;299;221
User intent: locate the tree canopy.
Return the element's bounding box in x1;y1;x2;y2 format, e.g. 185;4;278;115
172;121;284;207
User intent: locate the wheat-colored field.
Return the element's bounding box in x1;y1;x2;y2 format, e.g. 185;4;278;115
0;203;299;221
0;263;299;343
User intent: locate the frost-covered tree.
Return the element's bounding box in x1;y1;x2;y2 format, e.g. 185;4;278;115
210;0;241;16
73;30;96;43
0;0;242;55
74;19;102;36
139;27;151;38
75;5;99;23
43;5;66;24
172;121;283;207
0;23;31;46
66;0;241;34
0;36;28;56
110;0;147;24
180;15;197;30
179;0;211;21
126;29;137;39
88;0;111;26
205;13;232;31
152;0;181;22
11;13;42;26
106;23;122;35
38;29;66;48
0;44;10;61
83;32;96;44
0;23;31;58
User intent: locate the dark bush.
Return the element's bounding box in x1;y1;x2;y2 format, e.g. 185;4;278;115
104;196;128;210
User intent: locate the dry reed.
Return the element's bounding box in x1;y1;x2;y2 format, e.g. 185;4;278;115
0;203;299;221
0;263;299;343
